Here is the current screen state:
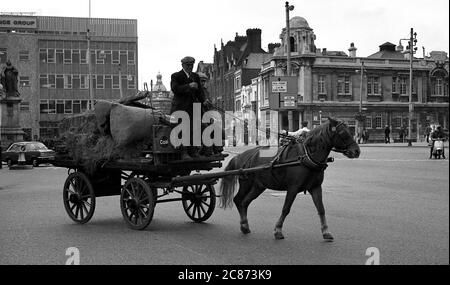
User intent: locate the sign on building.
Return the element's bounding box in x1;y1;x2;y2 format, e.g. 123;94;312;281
269;76;298;110
0;16;37;30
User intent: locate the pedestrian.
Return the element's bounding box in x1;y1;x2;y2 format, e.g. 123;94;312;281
170;56;205;160
425;124;432;143
399;127;404;143
384;125;391;143
362;129;367;144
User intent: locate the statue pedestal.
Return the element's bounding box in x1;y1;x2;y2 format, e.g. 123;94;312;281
0;96;25;149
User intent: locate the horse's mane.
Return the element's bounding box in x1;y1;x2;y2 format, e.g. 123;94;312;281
303;120;334;152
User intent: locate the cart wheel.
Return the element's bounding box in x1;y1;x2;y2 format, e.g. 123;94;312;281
63;172;96;224
120;177;155;230
182;184;216;223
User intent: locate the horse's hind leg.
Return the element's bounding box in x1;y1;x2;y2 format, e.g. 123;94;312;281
234;181;264;234
233;179;252;234
309;186;334;241
274;186;299;240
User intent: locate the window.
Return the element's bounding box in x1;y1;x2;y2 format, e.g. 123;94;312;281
65;100;72;114
112;50;119;64
56;49;64;64
40;74;48;88
105;50;112;64
73;100;81;114
19;50;29;61
63;75;72;89
112;75;120;89
47;49;55;63
435;78;443;95
392;77;398;93
96;75;104;89
90;50;96;65
64;49;72;64
375;114;382;129
56;100;64;114
56;75;64;89
235;75;241;91
121;75;128;90
367;76;380;95
80;75;89;89
120;50;127;66
39;48;47;63
400;78;407;95
337;76;351;94
80;49;87;64
48;100;56;114
127;75;135;89
127;51;135;65
96;50;105;64
0;48;7;63
81;100;88;112
289;36;297;52
318;75;326;94
19;76;30;87
105;75;112;89
365;115;372;129
20;101;30;111
73;75;80;89
72;49;80;64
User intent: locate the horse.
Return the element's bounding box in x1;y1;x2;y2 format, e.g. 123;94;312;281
219;117;360;240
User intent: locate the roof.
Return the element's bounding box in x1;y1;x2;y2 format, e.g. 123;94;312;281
368;50;405;59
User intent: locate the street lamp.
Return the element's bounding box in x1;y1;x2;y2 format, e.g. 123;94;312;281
87;0;95;110
400;28;418;146
355;61;366;142
285;1;294;76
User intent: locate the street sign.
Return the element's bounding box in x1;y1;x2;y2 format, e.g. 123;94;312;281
272;81;287;93
283;95;296;107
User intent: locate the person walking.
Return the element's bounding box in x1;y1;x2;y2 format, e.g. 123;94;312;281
425;124;432;143
384;125;391;144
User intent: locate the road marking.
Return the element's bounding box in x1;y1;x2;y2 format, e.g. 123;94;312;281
334;158;448;162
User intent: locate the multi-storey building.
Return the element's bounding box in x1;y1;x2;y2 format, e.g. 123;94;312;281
209;28;271;113
257;16;448;143
0;14;138;141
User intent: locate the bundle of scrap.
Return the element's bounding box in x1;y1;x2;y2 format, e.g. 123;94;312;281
58;91;173;173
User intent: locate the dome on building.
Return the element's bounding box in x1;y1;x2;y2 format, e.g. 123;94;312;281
290;16;309;29
152;72;167;92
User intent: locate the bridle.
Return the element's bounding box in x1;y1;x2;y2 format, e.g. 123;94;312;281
330;122;358;155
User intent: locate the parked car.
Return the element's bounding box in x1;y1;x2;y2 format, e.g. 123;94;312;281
1;141;55;167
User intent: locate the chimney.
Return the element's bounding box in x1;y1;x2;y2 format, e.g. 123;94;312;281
322;48;327;55
268;43;281;54
246;28;262;52
348;42;357;57
396;42;404;52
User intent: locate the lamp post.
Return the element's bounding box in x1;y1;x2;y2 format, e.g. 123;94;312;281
355;61;366;143
285;1;294;76
87;0;95;110
400;28;417;146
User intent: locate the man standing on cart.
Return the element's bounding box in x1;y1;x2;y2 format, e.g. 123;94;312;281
170;56;205;160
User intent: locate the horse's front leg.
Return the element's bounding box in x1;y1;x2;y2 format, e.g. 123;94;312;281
309;186;334;241
274;187;299;240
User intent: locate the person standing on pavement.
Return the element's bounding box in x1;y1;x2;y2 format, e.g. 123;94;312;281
384;125;391;144
425;124;432;143
170;56;205;160
429;125;446;159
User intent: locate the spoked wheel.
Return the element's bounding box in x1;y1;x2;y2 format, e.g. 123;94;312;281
120;177;155;230
182;184;216;223
63;172;96;224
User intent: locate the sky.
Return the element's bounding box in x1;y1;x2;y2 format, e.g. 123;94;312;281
2;0;449;89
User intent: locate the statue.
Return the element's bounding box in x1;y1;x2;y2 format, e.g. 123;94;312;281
0;59;20;98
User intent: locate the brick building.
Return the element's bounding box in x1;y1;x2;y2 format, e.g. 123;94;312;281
0;14;138;142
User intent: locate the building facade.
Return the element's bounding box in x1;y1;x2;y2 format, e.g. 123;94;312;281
0;14;138;141
257;16;448;143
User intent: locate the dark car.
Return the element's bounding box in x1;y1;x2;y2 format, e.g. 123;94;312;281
2;141;55;167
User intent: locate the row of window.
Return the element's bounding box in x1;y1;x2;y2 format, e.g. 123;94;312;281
364;113;410;129
39;99;93;114
39;48;135;65
317;75;427;95
39;74;136;90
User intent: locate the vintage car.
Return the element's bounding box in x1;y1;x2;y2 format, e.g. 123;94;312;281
2;141;55;167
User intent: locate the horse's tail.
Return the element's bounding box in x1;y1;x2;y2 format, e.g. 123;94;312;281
219;156;238;209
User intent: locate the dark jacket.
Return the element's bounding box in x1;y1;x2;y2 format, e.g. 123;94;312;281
170;70;204;115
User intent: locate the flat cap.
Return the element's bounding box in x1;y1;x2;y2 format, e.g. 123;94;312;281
181;56;195;64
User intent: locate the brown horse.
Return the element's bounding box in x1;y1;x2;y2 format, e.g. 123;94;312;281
219;118;360;240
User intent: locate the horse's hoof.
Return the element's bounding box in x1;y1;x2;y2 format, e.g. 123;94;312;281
274;232;285;240
240;225;251;235
323;233;334;241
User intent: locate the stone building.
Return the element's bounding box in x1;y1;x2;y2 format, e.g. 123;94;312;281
257;16;449;143
0;14;138;141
